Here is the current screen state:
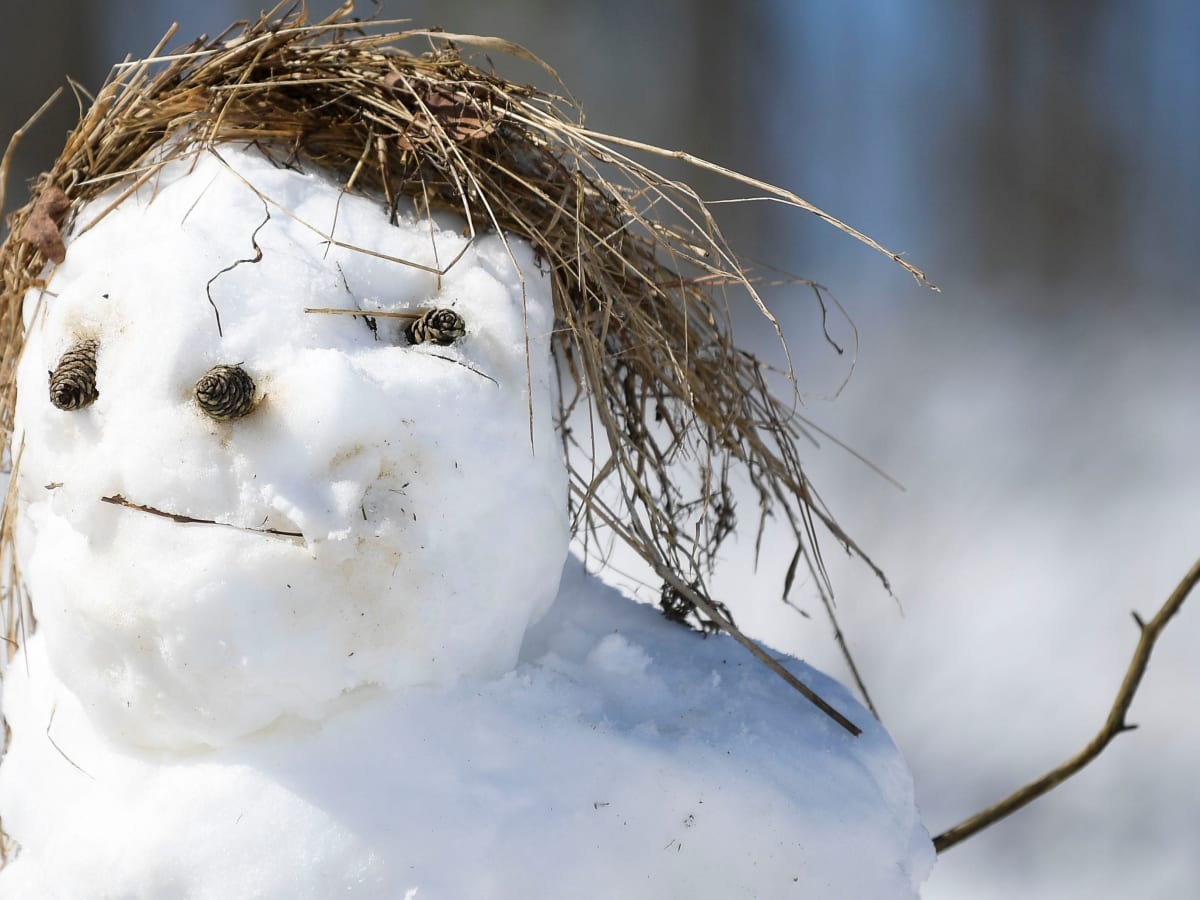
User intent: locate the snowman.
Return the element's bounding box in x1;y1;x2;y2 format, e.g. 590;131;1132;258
0;11;933;899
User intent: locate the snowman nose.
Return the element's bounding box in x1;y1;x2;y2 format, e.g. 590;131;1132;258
194;364;256;420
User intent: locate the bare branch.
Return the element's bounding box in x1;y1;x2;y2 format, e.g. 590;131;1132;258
933;555;1200;853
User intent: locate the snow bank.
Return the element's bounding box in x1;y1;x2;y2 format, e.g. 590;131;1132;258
0;559;932;899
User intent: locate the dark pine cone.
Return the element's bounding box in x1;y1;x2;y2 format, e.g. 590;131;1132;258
194;364;256;420
406;308;466;346
49;339;100;411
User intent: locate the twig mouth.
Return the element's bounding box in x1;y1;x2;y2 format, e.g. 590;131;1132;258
99;493;305;543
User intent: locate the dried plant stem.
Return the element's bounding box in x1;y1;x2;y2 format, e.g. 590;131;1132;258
932;555;1200;853
0;88;64;225
658;566;863;737
816;584;880;720
571;127;937;291
569;477;862;737
0;440;29;661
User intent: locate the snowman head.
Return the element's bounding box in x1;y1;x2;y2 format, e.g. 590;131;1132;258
11;145;568;748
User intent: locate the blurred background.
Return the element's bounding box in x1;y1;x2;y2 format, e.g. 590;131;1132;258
3;2;1198;898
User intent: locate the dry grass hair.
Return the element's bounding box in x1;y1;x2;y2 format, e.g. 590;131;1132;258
0;3;931;723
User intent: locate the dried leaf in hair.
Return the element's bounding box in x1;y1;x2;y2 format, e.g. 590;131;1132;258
21;185;71;264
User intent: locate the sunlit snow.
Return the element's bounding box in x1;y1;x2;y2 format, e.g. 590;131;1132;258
0;145;933;898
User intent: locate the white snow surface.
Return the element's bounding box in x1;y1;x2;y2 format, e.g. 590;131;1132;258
0;561;932;899
11;145;568;749
0;144;933;897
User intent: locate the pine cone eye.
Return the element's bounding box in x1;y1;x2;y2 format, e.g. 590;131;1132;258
405;308;466;346
194;364;256;420
49;339;100;411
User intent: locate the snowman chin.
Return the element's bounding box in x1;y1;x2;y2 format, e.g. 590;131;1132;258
12;145;569;749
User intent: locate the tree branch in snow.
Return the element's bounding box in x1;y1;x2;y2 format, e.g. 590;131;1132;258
932;554;1200;853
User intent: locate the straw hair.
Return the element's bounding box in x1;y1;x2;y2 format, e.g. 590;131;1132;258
0;4;930;679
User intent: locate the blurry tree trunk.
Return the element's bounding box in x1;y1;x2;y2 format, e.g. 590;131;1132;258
964;0;1134;304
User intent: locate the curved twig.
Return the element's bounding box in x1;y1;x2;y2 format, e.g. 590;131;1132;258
933;555;1200;853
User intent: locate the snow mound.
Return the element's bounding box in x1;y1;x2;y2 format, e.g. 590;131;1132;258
0;559;933;899
11;145;568;748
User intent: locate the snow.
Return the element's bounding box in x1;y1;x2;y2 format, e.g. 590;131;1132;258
10;146;567;749
0;144;933;897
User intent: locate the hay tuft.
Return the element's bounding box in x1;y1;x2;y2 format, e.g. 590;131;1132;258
0;3;931;718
